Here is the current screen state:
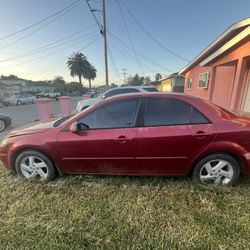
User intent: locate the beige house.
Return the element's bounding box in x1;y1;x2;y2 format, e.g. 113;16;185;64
0;81;20;98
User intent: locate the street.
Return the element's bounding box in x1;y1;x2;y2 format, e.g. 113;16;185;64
0;96;83;140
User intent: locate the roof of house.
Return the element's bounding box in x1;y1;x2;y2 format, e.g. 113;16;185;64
179;17;250;75
160;73;184;81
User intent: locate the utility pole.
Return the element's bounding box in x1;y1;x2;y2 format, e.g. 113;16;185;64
121;68;128;85
102;0;109;87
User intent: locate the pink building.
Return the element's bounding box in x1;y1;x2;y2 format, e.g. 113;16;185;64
180;18;250;113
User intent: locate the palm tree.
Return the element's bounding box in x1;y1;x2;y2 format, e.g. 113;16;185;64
84;62;96;91
67;52;88;86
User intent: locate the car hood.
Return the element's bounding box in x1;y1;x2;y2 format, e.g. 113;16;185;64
8;119;56;137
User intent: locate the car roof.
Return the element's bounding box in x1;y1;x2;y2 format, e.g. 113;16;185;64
104;92;198;101
106;86;156;91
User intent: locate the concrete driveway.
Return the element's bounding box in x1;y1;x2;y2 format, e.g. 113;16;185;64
0;96;82;140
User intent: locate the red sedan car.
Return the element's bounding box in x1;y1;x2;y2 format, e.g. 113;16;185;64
1;93;250;186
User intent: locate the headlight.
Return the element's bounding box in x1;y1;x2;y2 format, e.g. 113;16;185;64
0;139;8;146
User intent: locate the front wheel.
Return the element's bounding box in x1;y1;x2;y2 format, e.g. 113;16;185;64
17;100;22;106
15;150;56;181
192;153;240;186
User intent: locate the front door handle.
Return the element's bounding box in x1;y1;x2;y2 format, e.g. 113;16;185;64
115;135;133;144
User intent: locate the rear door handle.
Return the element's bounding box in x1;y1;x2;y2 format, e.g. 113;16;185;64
192;131;212;139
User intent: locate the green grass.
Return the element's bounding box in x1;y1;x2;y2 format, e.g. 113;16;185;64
1;165;250;249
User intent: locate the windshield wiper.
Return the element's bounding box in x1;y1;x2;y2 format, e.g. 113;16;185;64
53;114;75;127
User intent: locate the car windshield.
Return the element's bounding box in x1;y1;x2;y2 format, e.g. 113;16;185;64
97;89;110;99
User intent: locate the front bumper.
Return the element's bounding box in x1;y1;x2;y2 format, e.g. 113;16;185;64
0;154;9;169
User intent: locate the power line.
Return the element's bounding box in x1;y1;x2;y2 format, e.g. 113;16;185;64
0;1;81;50
109;39;161;75
21;36;101;79
117;0;145;76
85;0;109;86
107;46;123;83
0;0;81;41
109;32;174;73
0;30;98;63
1;33;100;69
78;35;100;51
84;0;103;32
121;1;190;62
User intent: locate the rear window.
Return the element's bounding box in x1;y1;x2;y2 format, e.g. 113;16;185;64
144;97;210;126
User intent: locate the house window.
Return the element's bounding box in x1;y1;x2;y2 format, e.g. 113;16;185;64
186;77;192;89
198;72;210;88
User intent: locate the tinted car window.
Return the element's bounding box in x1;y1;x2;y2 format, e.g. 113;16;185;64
78;99;140;129
144;98;191;126
191;107;210;124
104;88;140;98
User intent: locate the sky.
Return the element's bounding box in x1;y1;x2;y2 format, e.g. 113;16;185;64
0;0;249;86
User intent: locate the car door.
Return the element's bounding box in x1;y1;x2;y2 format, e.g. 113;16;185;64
22;94;28;104
57;98;141;174
135;97;216;175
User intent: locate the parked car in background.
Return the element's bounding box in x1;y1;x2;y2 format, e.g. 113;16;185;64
6;94;36;106
76;86;158;112
36;92;60;100
1;92;250;186
0;114;11;132
85;91;96;98
0;98;9;108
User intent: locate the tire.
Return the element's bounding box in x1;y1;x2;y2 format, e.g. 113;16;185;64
0;119;6;132
15;150;56;181
17;100;22;106
192;153;240;186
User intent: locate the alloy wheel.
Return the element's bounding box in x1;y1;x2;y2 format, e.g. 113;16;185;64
199;159;234;185
20;156;49;180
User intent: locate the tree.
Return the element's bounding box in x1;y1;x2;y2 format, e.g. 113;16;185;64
52;76;66;86
51;76;66;94
127;74;144;86
155;73;162;81
110;83;118;88
67;52;88;86
84;62;96;91
144;76;151;84
66;81;85;96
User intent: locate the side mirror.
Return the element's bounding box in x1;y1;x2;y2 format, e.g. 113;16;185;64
78;122;89;130
69;122;78;133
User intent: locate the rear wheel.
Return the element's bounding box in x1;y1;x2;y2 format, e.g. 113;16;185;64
17;100;22;106
15;150;56;181
0;119;6;132
192;153;240;186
